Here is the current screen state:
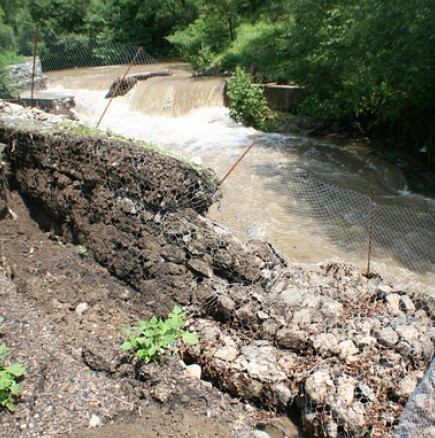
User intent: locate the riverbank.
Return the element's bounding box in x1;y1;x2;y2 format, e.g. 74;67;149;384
1;102;434;437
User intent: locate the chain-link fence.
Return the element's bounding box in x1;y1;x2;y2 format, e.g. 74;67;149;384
20;29;157;72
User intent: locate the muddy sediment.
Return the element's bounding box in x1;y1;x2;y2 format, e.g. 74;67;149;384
0;118;434;437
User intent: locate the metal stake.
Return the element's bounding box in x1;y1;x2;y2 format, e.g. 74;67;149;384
30;29;39;107
96;47;143;129
366;191;377;276
221;139;257;185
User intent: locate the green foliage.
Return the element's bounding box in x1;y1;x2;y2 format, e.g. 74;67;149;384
0;319;26;412
217;21;287;82
121;305;198;364
167;14;227;70
77;245;88;256
226;67;270;130
85;0;198;53
27;0;89;34
0;49;24;99
279;0;435;162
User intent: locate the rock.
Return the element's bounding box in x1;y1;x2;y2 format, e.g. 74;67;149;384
214;346;239;362
337;375;356;404
253;430;271;438
312;333;338;356
301;293;321;308
187;258;214;278
374;327;399;347
277;287;306;307
161;245;185;263
336;340;359;360
218;295;236;314
277;354;297;374
199;322;221;342
394;324;419;344
118;196;138;214
305;370;335;405
385;293;403;316
257;310;269;320
330;401;367;433
324;420;338;438
291;308;315;325
89;414;102;428
400;295;416;315
235;304;257;325
354;335;377;348
393;373;418;398
357;383;376;403
320;299;344;318
377;284;393;295
231;355;248;372
75;302;89;316
276;327;307;349
242;346;286;383
185;364;202;380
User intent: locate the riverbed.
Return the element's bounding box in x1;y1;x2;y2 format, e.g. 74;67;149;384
43;63;435;296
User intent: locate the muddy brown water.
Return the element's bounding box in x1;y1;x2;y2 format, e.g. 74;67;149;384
43;63;435;296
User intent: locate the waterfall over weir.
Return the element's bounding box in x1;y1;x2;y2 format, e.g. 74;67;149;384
46;62;226;117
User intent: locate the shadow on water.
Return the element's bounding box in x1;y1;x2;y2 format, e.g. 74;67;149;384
249;138;435;273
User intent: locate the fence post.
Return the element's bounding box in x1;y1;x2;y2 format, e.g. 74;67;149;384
366;191;377;276
96;47;143;129
30;29;39;107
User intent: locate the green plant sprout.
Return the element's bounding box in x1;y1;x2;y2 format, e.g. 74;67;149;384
121;305;198;364
77;245;88;256
0;327;26;412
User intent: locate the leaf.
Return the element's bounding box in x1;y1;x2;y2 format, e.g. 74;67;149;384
161;334;175;347
0;376;13;390
149;316;159;325
182;332;199;345
166;316;184;330
10;382;23;395
0;343;8;360
5;401;15;412
5;363;25;377
136;349;147;358
120;341;132;350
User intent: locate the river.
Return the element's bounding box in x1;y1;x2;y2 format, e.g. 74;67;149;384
43;62;435;297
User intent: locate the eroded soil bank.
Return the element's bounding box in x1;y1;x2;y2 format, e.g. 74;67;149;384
0;115;433;437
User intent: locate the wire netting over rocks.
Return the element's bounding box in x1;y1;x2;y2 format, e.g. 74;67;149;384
0;122;433;437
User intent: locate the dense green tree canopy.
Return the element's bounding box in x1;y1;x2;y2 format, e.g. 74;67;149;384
0;0;434;164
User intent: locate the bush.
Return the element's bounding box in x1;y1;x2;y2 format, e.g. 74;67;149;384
0;49;24;99
226;67;270;130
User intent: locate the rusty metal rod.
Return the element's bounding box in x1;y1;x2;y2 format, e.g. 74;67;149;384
366;191;377;276
30;29;39;107
96;47;143;129
220;139;257;185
